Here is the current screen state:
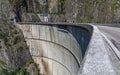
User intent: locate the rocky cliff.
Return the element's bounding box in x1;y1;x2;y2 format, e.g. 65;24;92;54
0;22;40;75
7;0;120;23
0;0;14;22
0;0;39;75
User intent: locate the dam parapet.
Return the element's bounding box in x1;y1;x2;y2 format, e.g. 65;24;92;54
16;23;92;75
16;23;118;75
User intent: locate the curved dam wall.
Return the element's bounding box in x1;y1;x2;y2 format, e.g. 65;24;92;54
57;25;91;57
16;23;92;75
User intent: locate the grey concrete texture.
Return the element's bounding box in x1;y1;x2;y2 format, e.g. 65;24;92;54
98;26;120;51
16;24;82;75
101;33;120;75
17;24;81;60
16;23;119;75
79;25;117;75
98;26;120;75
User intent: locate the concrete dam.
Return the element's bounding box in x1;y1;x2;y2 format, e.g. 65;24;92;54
16;23;120;75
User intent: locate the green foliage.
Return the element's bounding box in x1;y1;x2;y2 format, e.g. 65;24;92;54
77;0;120;23
26;9;34;13
59;0;65;14
0;31;9;45
17;46;24;51
19;68;29;75
12;67;29;75
26;60;40;75
8;0;16;4
0;57;39;75
0;31;5;39
0;60;6;69
8;71;15;75
59;0;65;3
0;60;6;67
20;0;26;3
13;29;18;35
26;60;35;67
111;1;120;12
0;45;2;49
36;10;43;14
9;0;27;14
0;67;30;75
0;22;3;27
81;17;91;23
0;69;8;75
13;36;20;45
34;0;40;5
4;38;8;45
12;68;20;75
9;0;25;5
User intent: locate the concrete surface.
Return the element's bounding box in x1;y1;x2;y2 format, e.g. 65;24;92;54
16;23;120;75
98;26;120;75
101;33;120;75
98;26;120;50
79;25;116;75
16;24;86;75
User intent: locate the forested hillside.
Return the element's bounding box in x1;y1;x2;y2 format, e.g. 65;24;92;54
77;0;120;23
3;0;120;23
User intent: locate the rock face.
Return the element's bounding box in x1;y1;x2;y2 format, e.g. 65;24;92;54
0;22;40;75
49;0;79;22
0;1;40;75
0;0;31;69
0;0;15;22
0;22;31;70
8;0;120;23
0;1;39;74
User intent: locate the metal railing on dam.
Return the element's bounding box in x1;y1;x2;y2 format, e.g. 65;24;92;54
16;23;119;75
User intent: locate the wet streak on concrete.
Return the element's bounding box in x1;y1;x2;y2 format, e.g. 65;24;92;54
57;25;91;57
16;23;92;75
26;37;80;67
111;39;120;50
41;58;53;75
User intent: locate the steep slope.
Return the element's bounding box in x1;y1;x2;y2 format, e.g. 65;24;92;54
0;0;39;74
0;0;15;22
0;22;40;75
8;0;120;23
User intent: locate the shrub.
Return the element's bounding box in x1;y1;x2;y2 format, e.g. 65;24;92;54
19;68;29;75
26;60;34;67
13;29;18;34
0;31;5;39
0;69;8;75
0;60;6;69
8;67;29;75
18;46;24;51
0;22;3;27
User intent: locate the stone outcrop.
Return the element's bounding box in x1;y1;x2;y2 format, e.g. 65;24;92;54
0;0;15;22
0;22;40;75
8;0;120;23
